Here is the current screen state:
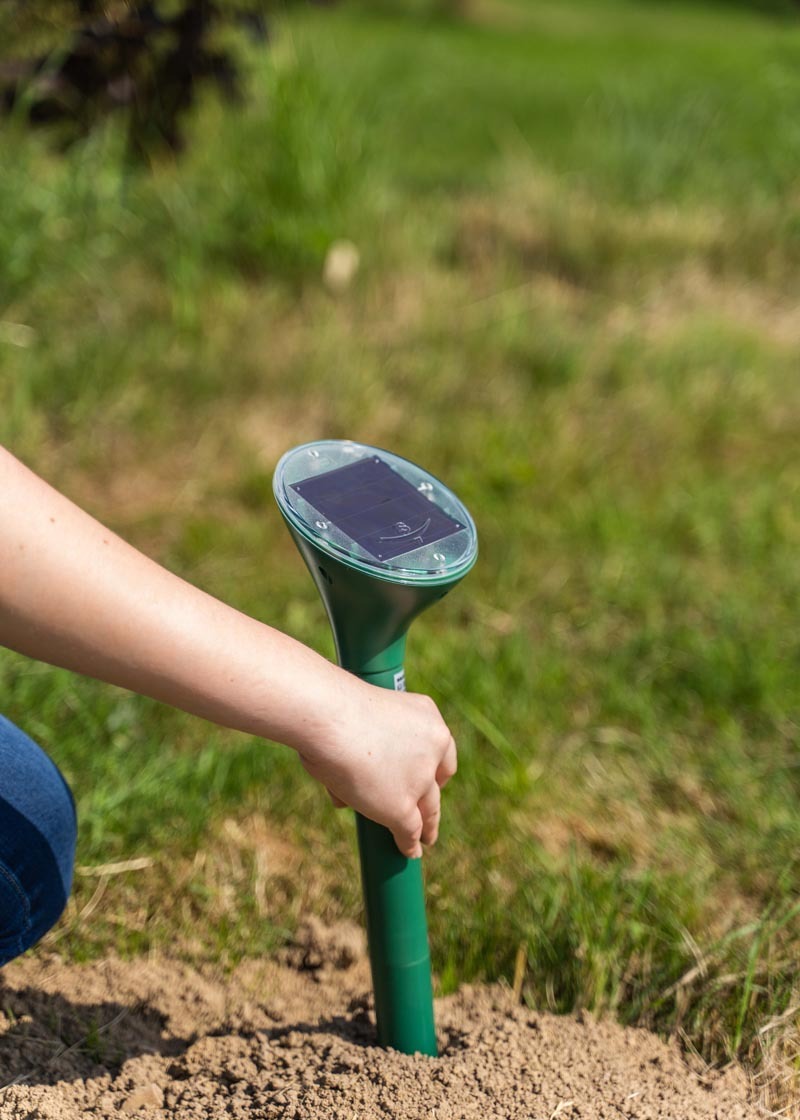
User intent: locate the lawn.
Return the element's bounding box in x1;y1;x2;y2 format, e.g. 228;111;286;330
2;0;800;1102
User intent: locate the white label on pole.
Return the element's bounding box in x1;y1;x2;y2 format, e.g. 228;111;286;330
394;670;406;692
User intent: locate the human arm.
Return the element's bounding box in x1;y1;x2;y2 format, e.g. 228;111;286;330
0;445;456;858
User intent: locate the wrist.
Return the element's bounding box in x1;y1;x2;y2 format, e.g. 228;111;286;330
252;645;362;762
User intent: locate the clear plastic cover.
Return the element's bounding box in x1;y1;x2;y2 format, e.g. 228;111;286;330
273;441;477;582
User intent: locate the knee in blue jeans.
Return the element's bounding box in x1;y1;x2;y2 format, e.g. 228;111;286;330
0;715;77;966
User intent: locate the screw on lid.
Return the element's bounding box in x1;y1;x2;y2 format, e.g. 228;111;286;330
273;440;477;583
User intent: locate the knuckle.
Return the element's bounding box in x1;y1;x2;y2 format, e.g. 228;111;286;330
419;694;439;717
399;794;417;818
397;801;420;834
407;816;423;841
424;785;441;810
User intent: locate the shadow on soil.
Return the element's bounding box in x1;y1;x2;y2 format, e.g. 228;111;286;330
0;981;185;1088
0;981;470;1091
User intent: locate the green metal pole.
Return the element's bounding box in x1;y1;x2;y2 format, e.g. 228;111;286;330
348;659;438;1057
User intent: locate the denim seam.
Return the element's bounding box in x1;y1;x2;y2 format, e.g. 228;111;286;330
0;858;32;958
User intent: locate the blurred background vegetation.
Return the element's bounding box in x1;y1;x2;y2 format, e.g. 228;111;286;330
2;0;800;1108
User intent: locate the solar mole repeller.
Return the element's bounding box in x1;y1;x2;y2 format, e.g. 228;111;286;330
273;439;478;1056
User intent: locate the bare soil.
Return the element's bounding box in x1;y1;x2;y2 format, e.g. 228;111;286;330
0;919;758;1119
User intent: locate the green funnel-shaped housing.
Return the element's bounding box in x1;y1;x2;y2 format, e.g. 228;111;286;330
285;526;451;677
274;441;477;1055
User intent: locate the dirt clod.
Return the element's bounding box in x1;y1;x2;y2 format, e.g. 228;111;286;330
121;1083;164;1113
0;925;758;1119
282;914;365;973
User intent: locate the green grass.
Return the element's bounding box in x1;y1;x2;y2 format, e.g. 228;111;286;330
2;0;800;1103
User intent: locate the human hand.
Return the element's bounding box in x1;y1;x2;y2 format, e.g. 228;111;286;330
295;680;457;860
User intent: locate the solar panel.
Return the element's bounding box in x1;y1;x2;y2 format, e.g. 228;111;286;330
291;455;464;562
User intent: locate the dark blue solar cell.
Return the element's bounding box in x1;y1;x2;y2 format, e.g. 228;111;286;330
291;456;463;561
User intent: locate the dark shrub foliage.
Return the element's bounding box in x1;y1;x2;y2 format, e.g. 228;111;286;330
0;2;273;158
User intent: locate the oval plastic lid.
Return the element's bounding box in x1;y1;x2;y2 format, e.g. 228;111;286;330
273;440;477;584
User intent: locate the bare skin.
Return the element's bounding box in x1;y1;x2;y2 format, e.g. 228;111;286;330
0;446;456;859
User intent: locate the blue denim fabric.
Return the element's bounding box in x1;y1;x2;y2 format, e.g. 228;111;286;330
0;714;77;966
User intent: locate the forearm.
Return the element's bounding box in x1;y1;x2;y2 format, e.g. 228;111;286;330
0;446;348;752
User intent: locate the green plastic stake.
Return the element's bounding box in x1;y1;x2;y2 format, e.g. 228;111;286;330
274;441;477;1055
352;654;437;1055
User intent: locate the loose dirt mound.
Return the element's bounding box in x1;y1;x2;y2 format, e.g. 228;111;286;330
0;920;757;1119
